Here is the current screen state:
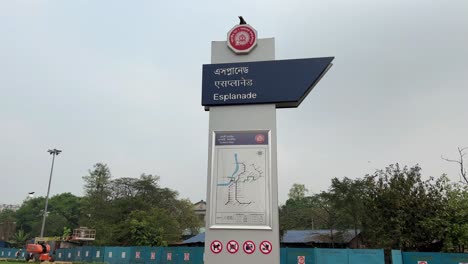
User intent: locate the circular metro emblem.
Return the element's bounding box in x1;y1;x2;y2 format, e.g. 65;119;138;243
227;25;257;54
255;134;265;144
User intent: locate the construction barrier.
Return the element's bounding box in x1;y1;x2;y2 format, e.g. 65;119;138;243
400;251;468;264
2;246;468;264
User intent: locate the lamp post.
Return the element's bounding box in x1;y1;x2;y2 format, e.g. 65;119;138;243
39;148;62;238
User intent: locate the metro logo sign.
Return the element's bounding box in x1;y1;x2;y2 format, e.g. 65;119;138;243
227;24;257;54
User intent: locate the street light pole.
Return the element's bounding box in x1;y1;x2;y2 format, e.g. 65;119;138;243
40;148;62;238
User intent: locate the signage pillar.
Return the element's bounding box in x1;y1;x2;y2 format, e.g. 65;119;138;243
202;19;333;263
204;38;280;264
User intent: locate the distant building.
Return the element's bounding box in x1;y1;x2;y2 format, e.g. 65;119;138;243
193;200;206;225
0;204;20;212
281;229;363;248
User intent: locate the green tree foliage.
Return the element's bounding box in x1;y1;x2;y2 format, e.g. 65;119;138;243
10;164;200;246
9;229;30;247
280;185;328;235
280;164;468;252
80;163;114;245
362;164;449;250
15;197;44;236
80;163;202;246
442;183;468;252
0;209;17;241
15;193;82;237
117;208;180;246
288;183;308;200
326;177;370;237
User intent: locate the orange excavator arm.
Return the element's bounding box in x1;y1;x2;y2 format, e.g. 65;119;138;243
26;243;50;254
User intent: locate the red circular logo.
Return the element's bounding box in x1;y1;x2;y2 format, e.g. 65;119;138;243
227;25;257;54
255;134;265;144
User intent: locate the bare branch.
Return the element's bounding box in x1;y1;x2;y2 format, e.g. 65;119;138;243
442;147;468;185
441;155;462;165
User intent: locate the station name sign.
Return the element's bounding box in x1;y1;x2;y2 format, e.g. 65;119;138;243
202;57;334;109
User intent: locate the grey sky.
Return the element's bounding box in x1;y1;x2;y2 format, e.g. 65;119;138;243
1;0;467;205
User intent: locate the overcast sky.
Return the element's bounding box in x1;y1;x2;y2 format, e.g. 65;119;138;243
1;0;467;206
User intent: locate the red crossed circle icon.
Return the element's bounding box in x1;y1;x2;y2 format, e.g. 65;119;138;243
227;240;239;254
243;240;256;254
298;255;305;264
210;240;223;254
259;240;272;254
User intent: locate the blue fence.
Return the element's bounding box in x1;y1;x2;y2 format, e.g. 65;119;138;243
1;246;467;264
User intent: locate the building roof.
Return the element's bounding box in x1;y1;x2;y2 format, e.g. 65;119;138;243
182;229;359;245
183;232;205;244
282;229;360;244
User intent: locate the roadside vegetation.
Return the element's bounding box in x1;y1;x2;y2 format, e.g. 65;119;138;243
280;164;468;252
0;163;202;247
1;156;467;252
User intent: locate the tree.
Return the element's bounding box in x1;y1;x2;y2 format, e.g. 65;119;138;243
80;164;202;246
442;146;468;184
81;163;114;245
9;229;30;248
82;163;112;201
280;187;329;236
288;183;308;200
15;193;82;237
326;177;370;238
171;199;203;236
442;183;468;252
0;209;16;241
15;197;45;236
117;208;181;246
361;164;449;250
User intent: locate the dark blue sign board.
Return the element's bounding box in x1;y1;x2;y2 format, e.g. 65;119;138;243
202;57;334;109
215;131;269;146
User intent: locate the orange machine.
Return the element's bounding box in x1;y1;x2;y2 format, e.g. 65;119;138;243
25;242;54;262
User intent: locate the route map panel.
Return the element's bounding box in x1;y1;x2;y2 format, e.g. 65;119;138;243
210;131;271;229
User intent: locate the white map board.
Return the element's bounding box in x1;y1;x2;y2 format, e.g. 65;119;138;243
210;131;271;229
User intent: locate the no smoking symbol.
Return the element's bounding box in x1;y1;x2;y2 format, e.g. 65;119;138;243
210;240;223;254
259;240;272;254
243;240;256;254
227;240;239;254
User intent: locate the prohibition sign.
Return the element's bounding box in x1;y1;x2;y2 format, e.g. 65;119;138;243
227;240;239;254
259;240;273;254
298;256;305;264
243;240;256;254
210;240;223;254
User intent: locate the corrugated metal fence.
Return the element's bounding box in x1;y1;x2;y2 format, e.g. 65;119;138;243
392;250;468;264
1;246;467;264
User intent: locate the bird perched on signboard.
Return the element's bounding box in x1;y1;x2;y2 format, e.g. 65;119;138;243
239;16;247;25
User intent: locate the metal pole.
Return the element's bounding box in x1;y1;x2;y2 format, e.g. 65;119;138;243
40;149;61;238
